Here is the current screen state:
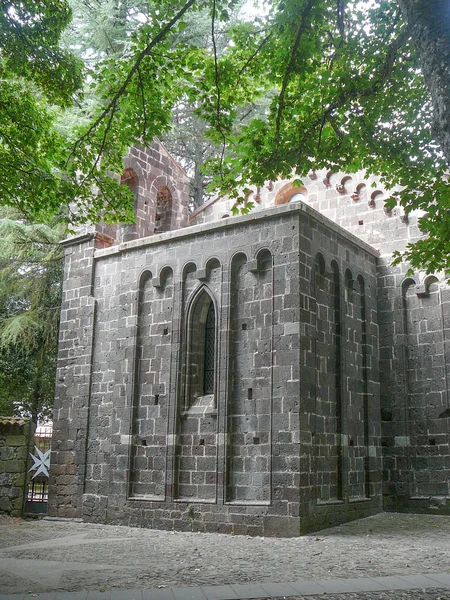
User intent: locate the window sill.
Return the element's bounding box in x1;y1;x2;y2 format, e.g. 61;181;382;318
182;394;217;417
181;406;217;417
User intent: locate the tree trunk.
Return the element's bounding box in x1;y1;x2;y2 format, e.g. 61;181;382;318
397;0;450;165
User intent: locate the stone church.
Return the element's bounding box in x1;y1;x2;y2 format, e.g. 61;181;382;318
48;140;450;536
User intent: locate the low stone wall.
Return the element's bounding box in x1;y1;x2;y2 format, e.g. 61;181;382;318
0;417;34;517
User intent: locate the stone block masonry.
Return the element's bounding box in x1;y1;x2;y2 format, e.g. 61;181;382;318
49;193;382;535
49;143;450;535
0;417;34;517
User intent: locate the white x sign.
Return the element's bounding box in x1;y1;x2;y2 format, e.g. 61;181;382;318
28;447;51;479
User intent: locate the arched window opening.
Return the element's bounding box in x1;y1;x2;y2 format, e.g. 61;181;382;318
203;301;215;395
119;167;139;243
184;289;217;409
155;185;173;233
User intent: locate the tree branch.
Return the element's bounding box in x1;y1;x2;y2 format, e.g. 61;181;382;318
211;0;227;177
69;0;197;159
323;26;410;123
275;0;315;142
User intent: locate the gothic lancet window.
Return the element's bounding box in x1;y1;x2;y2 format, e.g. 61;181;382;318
184;289;217;407
203;301;215;394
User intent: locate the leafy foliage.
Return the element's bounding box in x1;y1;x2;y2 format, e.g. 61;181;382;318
0;0;83;221
0;208;64;420
196;0;449;272
0;0;449;272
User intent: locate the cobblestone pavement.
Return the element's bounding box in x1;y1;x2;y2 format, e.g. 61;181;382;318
0;512;450;597
274;593;450;599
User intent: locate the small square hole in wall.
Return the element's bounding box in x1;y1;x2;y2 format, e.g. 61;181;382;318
141;439;147;446
253;437;260;445
242;323;247;330
154;394;159;405
429;438;436;446
349;439;354;447
199;439;205;446
247;388;253;399
358;220;364;226
163;327;169;335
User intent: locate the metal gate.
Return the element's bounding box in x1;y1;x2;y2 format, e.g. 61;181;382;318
23;423;52;515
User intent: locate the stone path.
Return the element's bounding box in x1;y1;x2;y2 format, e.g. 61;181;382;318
1;513;450;600
1;575;450;600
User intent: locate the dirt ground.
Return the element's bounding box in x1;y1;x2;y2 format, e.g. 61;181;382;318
0;512;449;595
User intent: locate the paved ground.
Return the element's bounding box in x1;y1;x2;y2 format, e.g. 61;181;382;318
0;512;450;599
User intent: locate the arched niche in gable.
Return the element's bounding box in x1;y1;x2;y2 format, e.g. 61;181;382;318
274;182;308;206
154;185;173;233
120;158;153;240
115;167;141;244
149;171;187;234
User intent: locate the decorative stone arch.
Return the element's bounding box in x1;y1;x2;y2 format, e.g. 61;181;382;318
230;250;249;264
194;257;222;291
337;175;353;194
351;182;367;202
129;268;153;497
401;276;418;321
401;276;417;290
422;274;440;294
315;252;326;275
155;185;172;233
255;247;273;272
183;285;218;409
149;175;179;234
160;265;174;283
205;257;221;271
344;268;355;307
182;261;198;278
369;189;384;209
137;268;153;289
274;182;308;205
151;265;173;287
121;156;153;240
330;260;343;473
345;267;354;287
323;170;334;188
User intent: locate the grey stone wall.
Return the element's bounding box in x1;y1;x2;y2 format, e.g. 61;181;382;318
50;136;450;534
190;169;450;518
0;418;34;517
379;272;450;514
50;200;382;535
48;233;97;518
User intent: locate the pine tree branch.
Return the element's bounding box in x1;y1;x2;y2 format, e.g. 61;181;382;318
69;0;197;159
